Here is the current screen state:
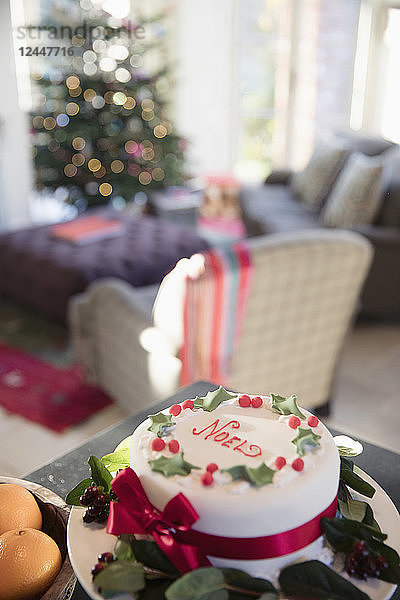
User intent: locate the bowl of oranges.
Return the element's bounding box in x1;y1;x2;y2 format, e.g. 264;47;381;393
0;476;75;600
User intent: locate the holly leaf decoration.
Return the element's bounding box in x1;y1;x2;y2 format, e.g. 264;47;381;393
221;568;277;594
114;534;136;562
147;412;175;438
165;567;227;600
131;537;180;576
101;448;130;472
279;560;371;600
223;462;275;487
148;452;200;477
270;393;305;419
291;427;321;456
94;561;145;594
193;386;237;412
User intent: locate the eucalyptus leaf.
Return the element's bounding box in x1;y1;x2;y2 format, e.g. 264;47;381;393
65;477;92;506
340;469;375;498
279;560;371;600
221;568;277;593
338;498;367;522
363;503;381;533
194;387;237;412
165;567;227;600
94;561;145;594
131;537;180;575
114;534;136;562
88;455;113;492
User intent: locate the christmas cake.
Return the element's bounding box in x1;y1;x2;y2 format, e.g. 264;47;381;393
113;388;340;579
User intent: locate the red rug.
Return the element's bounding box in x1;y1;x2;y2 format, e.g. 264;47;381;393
0;342;113;432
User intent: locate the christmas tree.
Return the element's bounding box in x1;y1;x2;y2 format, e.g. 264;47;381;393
30;3;186;208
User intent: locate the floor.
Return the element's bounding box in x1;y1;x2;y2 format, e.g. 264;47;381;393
0;321;399;478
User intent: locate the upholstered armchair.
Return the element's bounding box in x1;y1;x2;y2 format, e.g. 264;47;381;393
69;229;372;414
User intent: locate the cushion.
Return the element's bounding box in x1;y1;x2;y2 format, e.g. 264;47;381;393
321;153;384;227
290;136;349;209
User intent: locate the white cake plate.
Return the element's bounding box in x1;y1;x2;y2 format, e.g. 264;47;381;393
67;470;400;600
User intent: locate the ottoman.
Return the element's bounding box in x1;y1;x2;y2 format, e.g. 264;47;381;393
0;212;209;322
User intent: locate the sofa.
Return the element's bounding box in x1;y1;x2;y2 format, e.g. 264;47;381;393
240;130;400;319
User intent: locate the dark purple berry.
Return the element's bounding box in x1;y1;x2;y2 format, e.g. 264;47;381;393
79;493;91;506
91;562;105;578
85;485;98;498
98;552;114;563
94;494;107;507
353;540;368;556
87;505;101;518
96;509;109;523
83;510;95;523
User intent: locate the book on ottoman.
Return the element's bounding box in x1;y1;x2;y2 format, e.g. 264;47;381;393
51;215;123;244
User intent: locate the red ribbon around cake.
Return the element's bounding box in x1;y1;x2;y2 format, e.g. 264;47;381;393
107;468;337;573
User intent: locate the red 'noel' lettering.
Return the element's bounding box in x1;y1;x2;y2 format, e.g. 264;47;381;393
214;431;229;442
221;435;241;448
192;419;240;440
234;441;262;458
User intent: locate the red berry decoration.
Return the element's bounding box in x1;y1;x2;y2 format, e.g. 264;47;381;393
201;472;214;486
288;416;301;429
238;394;251;407
169;404;182;416
98;552;114;563
168;440;180;454
251;396;263;408
151;438;166;452
307;415;319;428
206;463;219;473
292;458;304;472
275;456;286;470
182;399;194;410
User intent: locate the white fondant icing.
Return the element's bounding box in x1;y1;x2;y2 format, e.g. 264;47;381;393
129;394;340;578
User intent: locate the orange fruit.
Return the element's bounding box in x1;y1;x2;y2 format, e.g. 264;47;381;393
0;528;62;600
0;483;42;535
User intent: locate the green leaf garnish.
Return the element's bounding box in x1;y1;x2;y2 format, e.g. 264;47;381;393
322;517;387;554
338;498;367;522
223;462;275;487
147;412;175;437
340;457;375;498
193;386;237;412
270;393;306;419
165;567;227;600
131;537;180;576
94;561;145;594
221;568;277;594
114;534;136;562
101;448;130;472
88;455;113;492
291;427;321;456
279;560;371;600
65;478;92;506
148;452;200;477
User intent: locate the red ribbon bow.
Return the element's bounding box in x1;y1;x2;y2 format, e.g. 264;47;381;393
106;467;210;573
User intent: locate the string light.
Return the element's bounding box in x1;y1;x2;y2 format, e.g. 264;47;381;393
138;171;152;185
115;68;131;83
104;91;115;104
94;166;106;178
153;124;167;138
99;182;112;196
72;137;86;150
152;167;165;181
142;148;155;160
56;113;69;127
43;117;56;130
142;111;154;121
141;99;154;111
125;140;138;154
32;116;44;128
66;102;79;116
111;160;124;173
84;64;97;76
113;92;127;106
69;86;82;97
66;75;80;89
88;158;102;172
83;89;96;102
72;153;85;166
92;96;105;109
64;164;77;177
124;97;136;110
99;58;116;72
